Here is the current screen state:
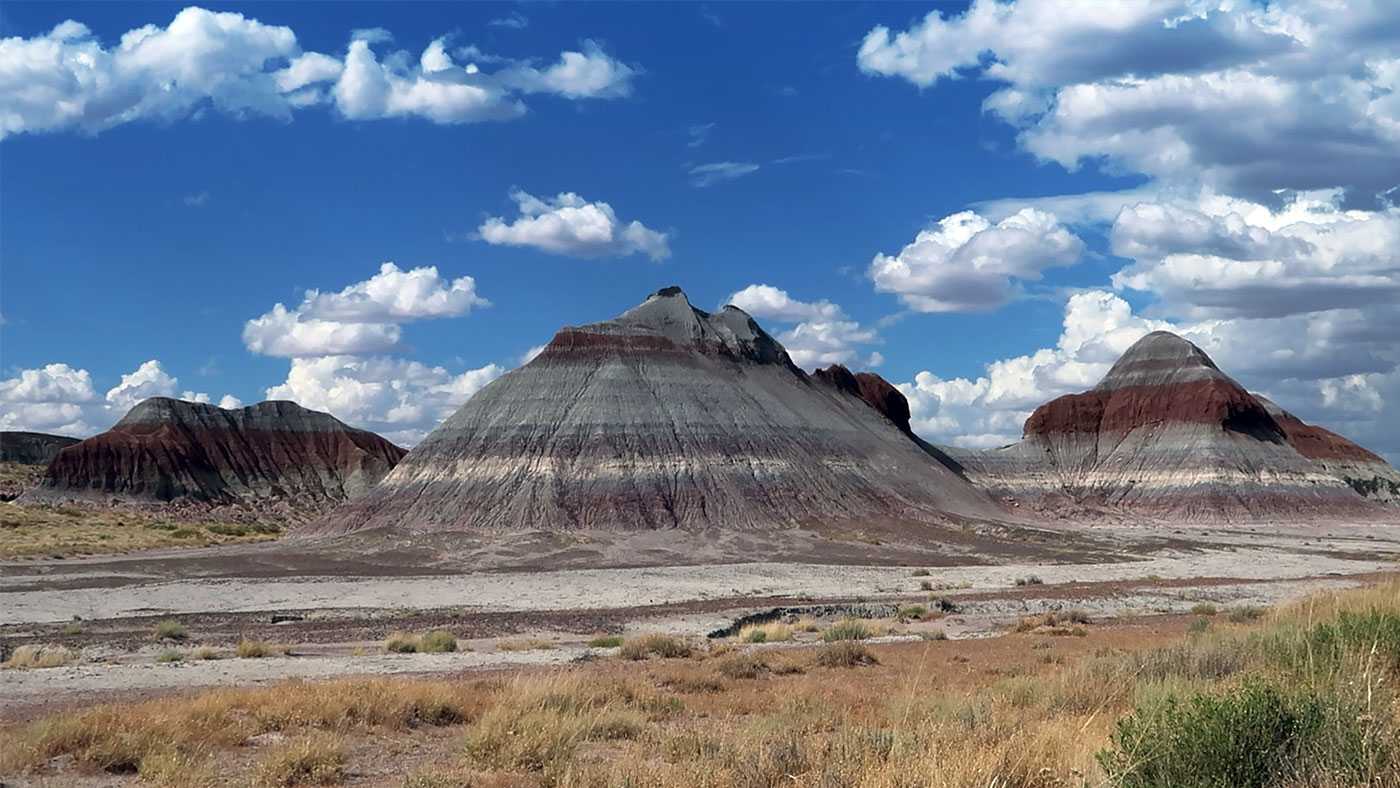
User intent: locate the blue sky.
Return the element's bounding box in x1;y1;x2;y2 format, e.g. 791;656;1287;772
2;1;1398;459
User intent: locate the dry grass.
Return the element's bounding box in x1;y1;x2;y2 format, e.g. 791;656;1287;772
737;621;793;643
6;580;1400;786
253;732;345;787
0;676;482;776
153;619;188;641
619;633;692;660
0;503;283;559
2;644;77;670
237;639;287;659
190;646;222;661
497;638;555;652
385;630;460;654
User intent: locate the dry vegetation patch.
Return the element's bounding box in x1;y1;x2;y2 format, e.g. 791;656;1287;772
2;644;77;670
7;581;1400;786
0;503;282;558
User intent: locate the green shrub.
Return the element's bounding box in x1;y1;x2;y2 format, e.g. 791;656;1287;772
1190;603;1218;616
821;620;872;642
898;605;929;621
418;630;458;653
1098;680;1386;787
156;649;183;663
588;635;624;649
153;620;188;641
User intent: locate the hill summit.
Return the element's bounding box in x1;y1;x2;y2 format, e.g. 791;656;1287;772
952;331;1395;520
24;397;406;514
306;286;1001;536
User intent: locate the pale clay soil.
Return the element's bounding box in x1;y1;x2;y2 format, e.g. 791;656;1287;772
2;521;1398;707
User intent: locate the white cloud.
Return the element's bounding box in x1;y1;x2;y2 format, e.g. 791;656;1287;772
266;355;504;445
0;359;239;435
497;41;636;99
858;0;1400;203
218;394;244;409
724;284;880;370
1109;191;1400;319
105;360;180;411
302;262;489;323
478;190;670;261
243;263;487;358
869;208;1084;312
726;284;844;323
520;344;548;365
183;191;210;207
0;363;100;436
243;304;402;358
777;320;881;370
0;8;638;139
688;162;759;187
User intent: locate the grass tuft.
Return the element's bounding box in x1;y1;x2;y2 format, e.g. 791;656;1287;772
2;644;77;670
619;633;692;660
153;620;188;641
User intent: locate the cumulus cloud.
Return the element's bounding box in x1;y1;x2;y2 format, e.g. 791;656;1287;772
105;360;181;411
724;284;880;370
858;0;1400;203
1109;191;1400;320
0;359;236;435
0;7;638;139
869;208;1084;312
266;355;504;445
243;263;487;357
688;162;759;187
478;190;670;261
726;284;843;322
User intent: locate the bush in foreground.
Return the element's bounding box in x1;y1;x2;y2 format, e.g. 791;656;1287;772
253;732;345;787
820;619;873;642
1099;679;1389;787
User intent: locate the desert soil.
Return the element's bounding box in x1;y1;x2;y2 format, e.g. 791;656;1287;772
3;520;1397;720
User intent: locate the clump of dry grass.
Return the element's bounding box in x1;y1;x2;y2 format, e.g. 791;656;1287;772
1190;602;1219;616
237;639;286;659
497;638;554;652
619;633;692;660
793;616;820;632
153;619;188;641
385;630;459;654
0;676;483;775
191;646;221;661
813;642;879;668
2;644;77;670
0;503;282;559
460;672;672;778
587;634;624;648
714;652;771;679
737;621;793;643
156;649;184;663
253;732;345;787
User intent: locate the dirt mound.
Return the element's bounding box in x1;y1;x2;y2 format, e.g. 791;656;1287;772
23;398;406;515
305;287;1003;536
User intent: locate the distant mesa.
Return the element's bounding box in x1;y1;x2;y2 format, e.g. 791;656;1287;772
1;431;80;465
0;431;81;500
22;397;406;516
950;331;1398;520
305;286;1002;537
